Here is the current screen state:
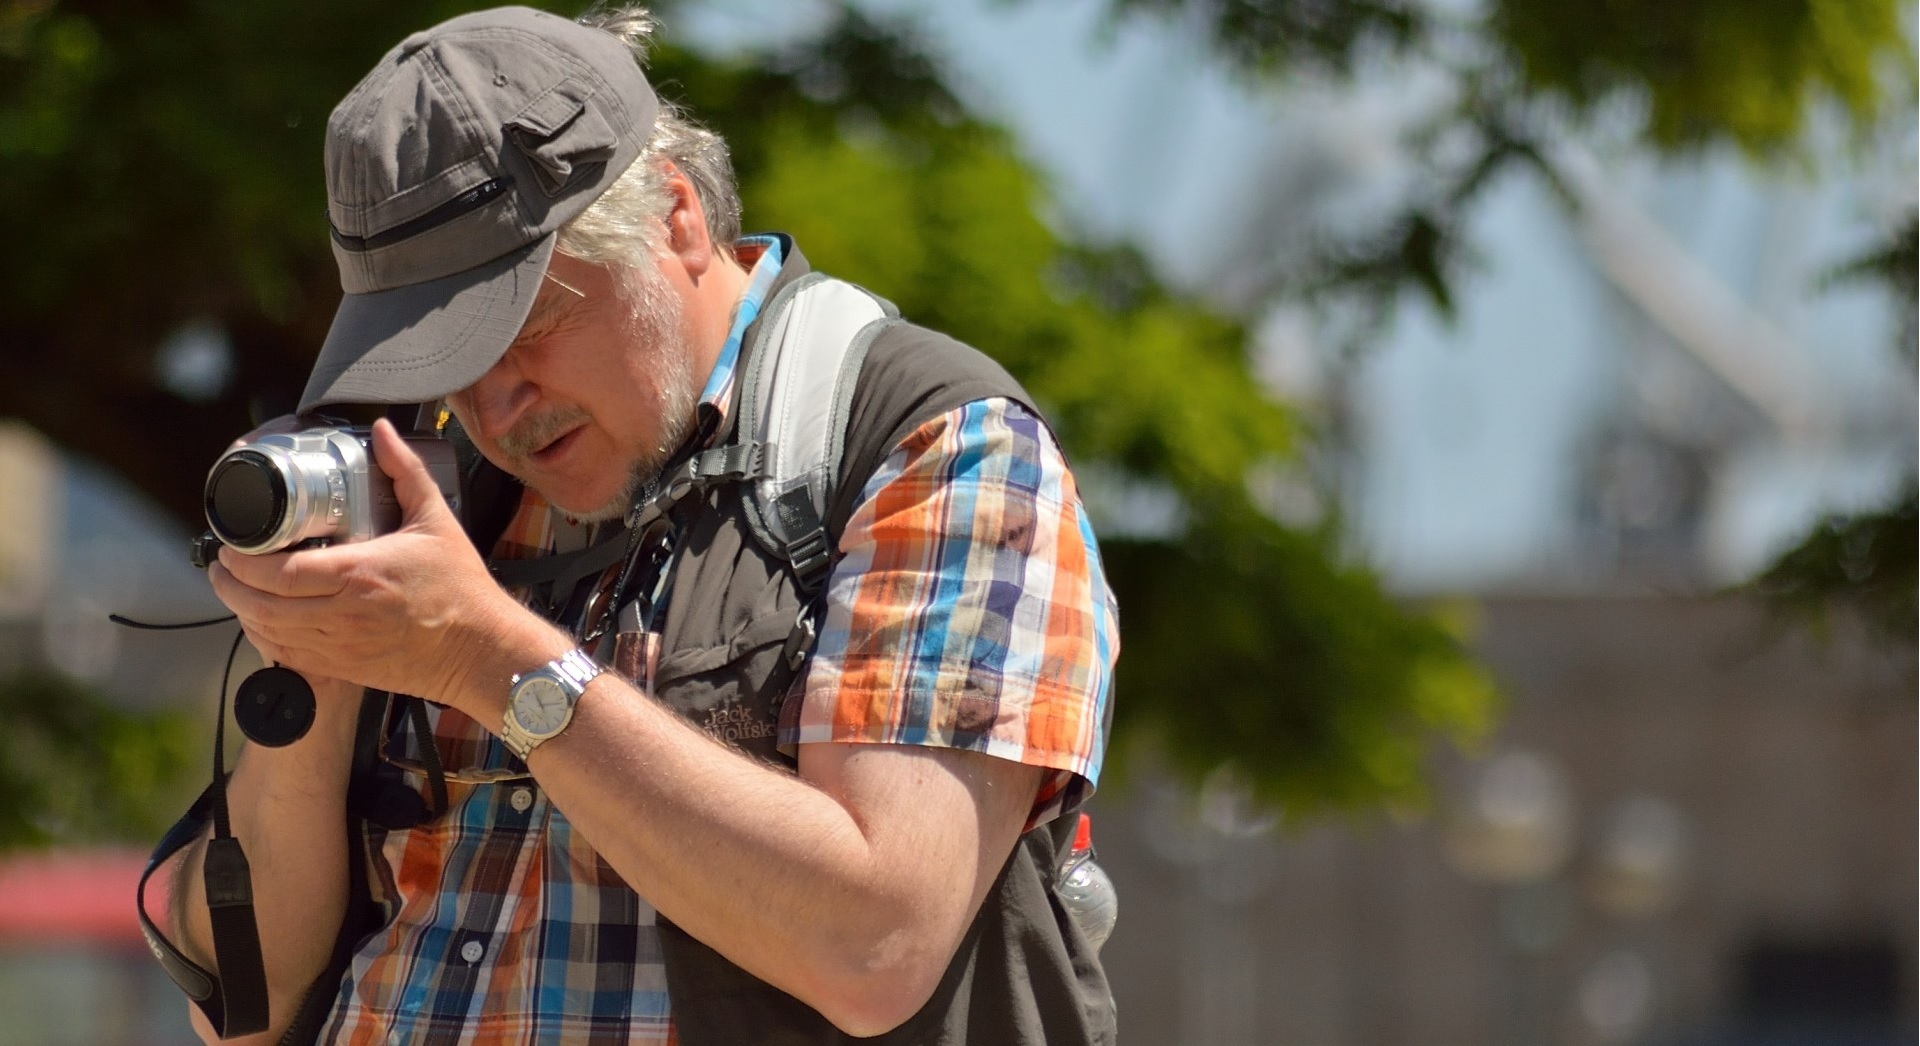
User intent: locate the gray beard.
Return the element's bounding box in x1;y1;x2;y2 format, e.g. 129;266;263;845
560;262;700;524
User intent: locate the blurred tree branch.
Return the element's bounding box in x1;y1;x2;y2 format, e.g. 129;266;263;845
1748;483;1917;648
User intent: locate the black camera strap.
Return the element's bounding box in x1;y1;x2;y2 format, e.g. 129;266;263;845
136;629;270;1039
274;690;392;1045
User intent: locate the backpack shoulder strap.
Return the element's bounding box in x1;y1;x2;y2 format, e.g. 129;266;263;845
723;274;899;592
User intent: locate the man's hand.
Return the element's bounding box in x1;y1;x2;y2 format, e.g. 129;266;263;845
207;418;535;707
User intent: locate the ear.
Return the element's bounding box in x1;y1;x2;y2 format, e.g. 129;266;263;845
661;163;714;279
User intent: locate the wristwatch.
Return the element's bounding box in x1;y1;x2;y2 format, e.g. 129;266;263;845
501;648;602;760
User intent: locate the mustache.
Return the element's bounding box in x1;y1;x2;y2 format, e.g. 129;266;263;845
497;406;591;459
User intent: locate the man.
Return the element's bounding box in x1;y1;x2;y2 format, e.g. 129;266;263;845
171;5;1117;1043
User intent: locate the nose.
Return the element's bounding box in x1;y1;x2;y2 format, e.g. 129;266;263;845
457;350;538;442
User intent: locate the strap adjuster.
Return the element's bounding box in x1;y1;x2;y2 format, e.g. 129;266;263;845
786;529;832;585
782;602;821;671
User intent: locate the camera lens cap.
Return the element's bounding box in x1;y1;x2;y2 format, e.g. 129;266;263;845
234;666;316;748
206;451;287;549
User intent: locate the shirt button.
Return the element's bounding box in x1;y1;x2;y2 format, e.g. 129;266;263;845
509;788;534;812
460;940;485;964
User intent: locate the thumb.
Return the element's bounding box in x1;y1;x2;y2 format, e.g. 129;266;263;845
371;418;456;531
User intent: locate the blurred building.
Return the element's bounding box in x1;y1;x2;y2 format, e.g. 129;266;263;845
1095;595;1915;1045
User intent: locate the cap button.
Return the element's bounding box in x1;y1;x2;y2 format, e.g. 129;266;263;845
399;30;433;56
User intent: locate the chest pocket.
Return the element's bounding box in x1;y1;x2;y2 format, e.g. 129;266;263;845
652;497;806;765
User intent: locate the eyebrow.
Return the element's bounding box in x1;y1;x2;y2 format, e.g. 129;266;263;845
518;269;586;336
520;286;569;334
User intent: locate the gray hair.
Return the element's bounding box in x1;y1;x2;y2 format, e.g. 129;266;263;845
557;4;743;268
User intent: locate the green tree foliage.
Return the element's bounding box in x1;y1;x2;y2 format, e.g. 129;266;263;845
0;0;1497;830
0;0;509;524
0;0;1908;842
1750;484;1917;645
1106;0;1427;78
0;0;512;853
0;668;199;849
1491;0;1905;151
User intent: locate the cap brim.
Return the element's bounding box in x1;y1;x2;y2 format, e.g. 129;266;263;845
299;234;556;412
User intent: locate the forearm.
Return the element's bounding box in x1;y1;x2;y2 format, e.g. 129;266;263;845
440;615;1025;1035
171;678;362;1045
540;689;915;994
542;688;1006;1035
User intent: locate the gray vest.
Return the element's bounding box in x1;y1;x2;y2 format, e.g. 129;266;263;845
649;247;1116;1045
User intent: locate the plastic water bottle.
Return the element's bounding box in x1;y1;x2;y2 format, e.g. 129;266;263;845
1056;812;1118;951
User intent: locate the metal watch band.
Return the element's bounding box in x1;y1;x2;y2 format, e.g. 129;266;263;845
501;648;602;760
547;647;602;688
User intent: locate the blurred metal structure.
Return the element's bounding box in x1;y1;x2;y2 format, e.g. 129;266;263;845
1552;144;1837;451
1174;72;1915;592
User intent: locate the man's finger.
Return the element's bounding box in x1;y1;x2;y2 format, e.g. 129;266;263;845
209;560;339;634
235;614;333;673
217;544;347;598
238;626;282;670
370;417;454;530
245;632;328;682
207;560;273;621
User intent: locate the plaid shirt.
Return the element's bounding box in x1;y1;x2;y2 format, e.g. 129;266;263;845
321;241;1118;1043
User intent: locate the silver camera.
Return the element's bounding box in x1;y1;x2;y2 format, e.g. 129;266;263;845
201;425;461;556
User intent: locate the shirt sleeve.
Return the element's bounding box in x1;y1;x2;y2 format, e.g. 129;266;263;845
778;397;1119;829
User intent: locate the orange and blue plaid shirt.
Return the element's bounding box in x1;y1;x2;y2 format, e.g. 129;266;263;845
320;238;1117;1043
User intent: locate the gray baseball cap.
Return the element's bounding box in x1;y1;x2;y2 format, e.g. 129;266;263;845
299;6;658;412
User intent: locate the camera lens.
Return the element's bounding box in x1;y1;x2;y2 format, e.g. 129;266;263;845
205;451;288;549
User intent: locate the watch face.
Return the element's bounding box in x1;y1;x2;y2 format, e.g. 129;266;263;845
513;676;571;735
